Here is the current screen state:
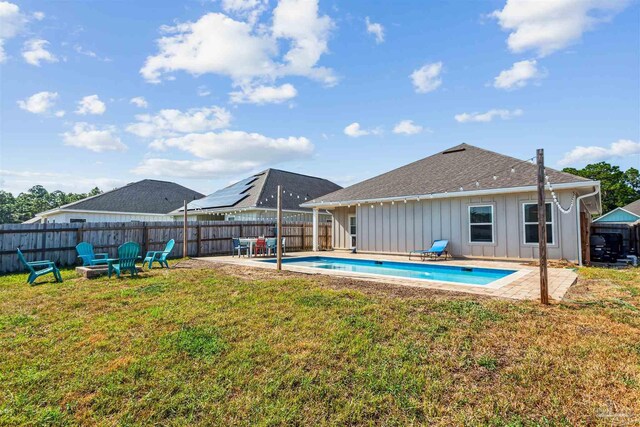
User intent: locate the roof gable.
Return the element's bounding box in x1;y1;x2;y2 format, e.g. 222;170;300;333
306;143;590;204
593;207;640;223
184;169;342;212
48;180;204;214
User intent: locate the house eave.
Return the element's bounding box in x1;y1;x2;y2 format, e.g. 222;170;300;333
301;181;601;208
39;208;173;217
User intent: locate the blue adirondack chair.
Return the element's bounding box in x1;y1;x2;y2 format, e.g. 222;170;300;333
75;242;109;266
108;242;141;278
142;239;175;269
17;248;62;285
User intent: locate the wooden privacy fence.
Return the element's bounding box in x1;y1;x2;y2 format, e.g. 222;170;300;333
0;220;332;273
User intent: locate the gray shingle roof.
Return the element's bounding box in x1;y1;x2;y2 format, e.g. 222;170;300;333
305;143;590;204
182;169;342;213
622;198;640;216
50;180;204;214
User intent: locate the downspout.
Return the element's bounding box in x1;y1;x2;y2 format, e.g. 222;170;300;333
576;187;600;266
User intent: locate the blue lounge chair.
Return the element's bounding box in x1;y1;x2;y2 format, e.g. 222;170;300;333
409;240;449;261
108;242;141;278
232;238;249;257
76;242;109;266
142;239;175;269
17;248;62;285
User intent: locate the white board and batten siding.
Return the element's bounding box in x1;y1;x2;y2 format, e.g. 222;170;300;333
331;190;581;261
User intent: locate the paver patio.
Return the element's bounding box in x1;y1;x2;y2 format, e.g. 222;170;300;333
197;251;577;301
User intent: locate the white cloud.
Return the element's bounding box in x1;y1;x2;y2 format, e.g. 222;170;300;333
22;38;57;66
493;59;545;90
131;158;262;178
0;1;26;62
75;94;106;115
393;120;423;135
32;11;44;20
491;0;630;57
221;0;268;24
126;106;231;138
17;91;58;114
134;130;314;178
229;83;297;104
454;108;523;123
365;17;384;43
130;96;148;108
141;0;336;91
54;110;65;117
74;44;111;62
558;139;640;166
344;122;381;138
410;62;443;93
197;86;211;97
62;122;127;153
0;169;125;194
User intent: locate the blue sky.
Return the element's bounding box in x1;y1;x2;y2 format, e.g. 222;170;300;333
1;0;639;195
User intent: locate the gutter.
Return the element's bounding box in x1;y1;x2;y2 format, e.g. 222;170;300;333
577;186;601;267
301;180;601;208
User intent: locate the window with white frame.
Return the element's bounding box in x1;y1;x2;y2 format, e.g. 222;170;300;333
468;205;494;243
523;203;554;244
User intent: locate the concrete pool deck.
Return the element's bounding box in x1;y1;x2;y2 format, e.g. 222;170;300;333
196;251;578;301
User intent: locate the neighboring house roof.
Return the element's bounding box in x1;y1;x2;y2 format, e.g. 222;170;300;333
304;143;594;205
622;198;640;216
37;180;204;216
178;169;342;214
593;199;640;223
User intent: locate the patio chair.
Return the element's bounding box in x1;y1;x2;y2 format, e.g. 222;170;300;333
108;242;141;278
255;237;267;256
75;242;109;266
409;240;449;261
142;239;174;269
232;238;249;257
17;248;62;285
265;238;277;256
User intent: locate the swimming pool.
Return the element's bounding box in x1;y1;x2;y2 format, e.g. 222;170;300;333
261;256;518;286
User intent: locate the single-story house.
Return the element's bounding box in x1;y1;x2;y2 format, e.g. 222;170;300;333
28;179;204;224
302;143;601;265
171;168;342;223
592;199;640;224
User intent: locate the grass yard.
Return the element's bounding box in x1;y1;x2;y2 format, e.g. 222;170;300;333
0;260;638;426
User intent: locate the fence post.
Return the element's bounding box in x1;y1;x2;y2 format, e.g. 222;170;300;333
300;224;305;250
40;220;47;260
142;223;149;255
197;224;201;257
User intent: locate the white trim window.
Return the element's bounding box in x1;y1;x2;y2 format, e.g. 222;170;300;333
523;202;554;244
468;205;494;243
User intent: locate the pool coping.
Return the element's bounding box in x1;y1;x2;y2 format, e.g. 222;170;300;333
257;256;531;289
196;251;578;301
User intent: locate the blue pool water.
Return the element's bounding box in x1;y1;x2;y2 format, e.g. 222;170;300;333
262;257;517;286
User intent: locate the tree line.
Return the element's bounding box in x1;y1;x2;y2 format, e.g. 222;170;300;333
0;185;102;224
562;162;639;214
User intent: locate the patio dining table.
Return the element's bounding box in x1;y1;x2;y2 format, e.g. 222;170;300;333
239;238;259;258
239;238;278;257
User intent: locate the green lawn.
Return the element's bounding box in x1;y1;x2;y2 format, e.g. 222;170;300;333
1;261;638;426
